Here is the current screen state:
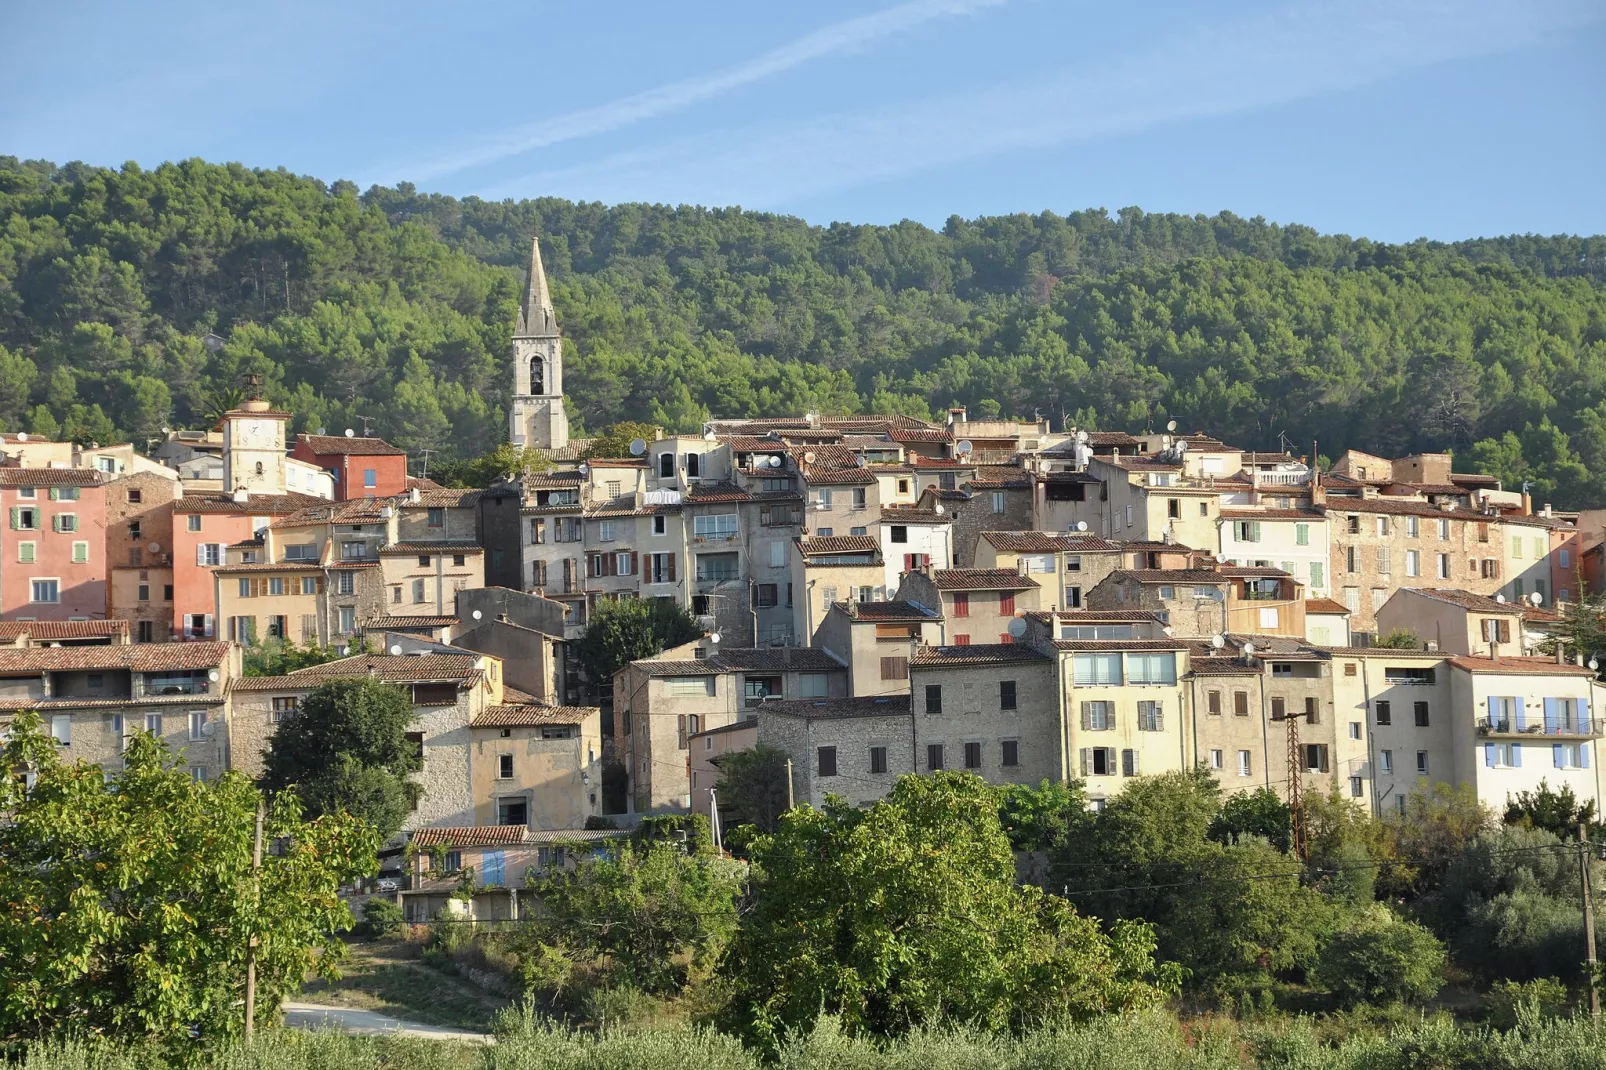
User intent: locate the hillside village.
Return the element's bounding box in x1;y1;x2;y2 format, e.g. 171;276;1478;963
3;236;1603;918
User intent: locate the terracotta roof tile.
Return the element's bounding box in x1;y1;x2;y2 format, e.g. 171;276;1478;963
411;826;529;847
799;535;880;554
1446;655;1596;676
0;641;232;674
0;619;129;643
841;601;942;621
685;482;751;503
475;704;599;727
365;615;459;629
760;694;912;719
1052;639;1188;651
297;434;407;457
174;491;327;516
931;568;1041;591
879;507;950;524
380;542;483;555
981;531;1118;553
912;643;1051;667
0;469;103;487
708;648;846;672
1305;598;1352;615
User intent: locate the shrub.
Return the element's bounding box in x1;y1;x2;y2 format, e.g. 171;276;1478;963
1313;905;1446;1006
360;897;404;940
1487;976;1570;1029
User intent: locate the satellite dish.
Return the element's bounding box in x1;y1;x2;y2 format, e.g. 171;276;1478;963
161;425;171;434
1210;634;1226;649
1495;593;1507;603
389;644;403;655
208;669;220;682
201;720;216;737
344;429;355;438
628;438;647;457
578;464;589;477
769;455;783;468
1166;419;1178;432
15;432;27;442
804;452;816;464
1007;617;1028;639
147;541;161;553
472;609;483;620
855;455;868;467
709;632;722;644
934;503;944;514
1529;591;1544;606
1590;658;1599;672
956;440;973;455
1241;641;1256;656
1076;521;1089;532
316;426;326;435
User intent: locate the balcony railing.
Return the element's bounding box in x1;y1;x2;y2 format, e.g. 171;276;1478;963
695;570;741;583
1253;471;1312;485
1477;717;1603;739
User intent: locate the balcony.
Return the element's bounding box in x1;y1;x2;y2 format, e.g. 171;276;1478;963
1253;471;1312;486
1477;717;1603;739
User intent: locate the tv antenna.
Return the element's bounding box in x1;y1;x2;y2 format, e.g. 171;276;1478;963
352;414;376;437
418;448;436;480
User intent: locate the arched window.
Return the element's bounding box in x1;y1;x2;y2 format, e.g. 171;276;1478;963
530;355;545;395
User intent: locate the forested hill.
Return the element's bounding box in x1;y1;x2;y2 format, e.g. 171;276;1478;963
3;155;1606;504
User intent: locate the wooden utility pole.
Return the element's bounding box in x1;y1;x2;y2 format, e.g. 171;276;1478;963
785;759;795;809
1582;822;1600;1021
244;799;264;1040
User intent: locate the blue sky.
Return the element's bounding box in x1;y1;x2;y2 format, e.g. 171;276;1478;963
2;0;1602;241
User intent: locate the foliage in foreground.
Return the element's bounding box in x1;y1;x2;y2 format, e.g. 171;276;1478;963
0;712;378;1044
574;598;702;689
719;772;1178;1049
14;1007;1606;1070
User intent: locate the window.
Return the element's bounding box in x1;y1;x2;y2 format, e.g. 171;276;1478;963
1126;653;1176;685
1000;680;1017;710
1207;690;1222;715
1121;748;1138;777
665;676;716;697
1073;653;1122;685
1234;520;1262;542
649;553;675;583
1384;667;1435;686
999;592;1016;615
851;526;867;536
1405;550;1419;577
188;514;202;532
924;684;943;714
852;488;867;509
51;715;70;746
145;713;164;736
1237;750;1252;777
1560;548;1571;568
880;656;908;681
890;525;908;543
950;591;972;618
137;620;153;642
869;746;889;774
1414;701;1430;727
1295;523;1309;546
1063;585;1082;608
958;741;980;769
1309;561;1325;589
1553;742;1589;769
1081;747;1115;776
338;606;356;633
1209;748;1223;769
1272;662;1294;678
31;579;59;603
1379;750;1392;774
1167;498;1180;519
1349;777;1364;798
1375;547;1390;574
1375;700;1391;726
413;578;427;602
17;541;34;563
693;514;738;538
1302;744;1329;773
53;513;79;533
818;746;838;777
1158;585;1174;600
1233;690;1250;717
1406;516;1419;538
990;491;1006;514
266;576;285;596
271;697;298;724
1485;742;1519;769
1416;750;1429;775
926;744;944;771
188;711;208;740
1080;701;1114;730
1346;546;1359;573
1001;739;1019;767
1137;700;1163;731
1436;553;1451;579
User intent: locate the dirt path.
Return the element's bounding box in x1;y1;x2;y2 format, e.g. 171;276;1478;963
282;1001;494;1042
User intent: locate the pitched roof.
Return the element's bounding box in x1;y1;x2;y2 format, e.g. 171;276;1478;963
912;643;1052;667
1218;508;1324;520
980;531;1118;553
708;647;846;672
760;694;912;720
931;568;1040;591
840;600;942;621
296;434;407;457
410;825;529;847
174;491;326;515
1114;569;1232;584
965;465;1033;489
630;659;724;676
685;482;751;503
380;542;484;555
1188;656;1257;676
1446;655;1597;676
1399;587;1523;614
474;703;599;727
0;619;130;643
0;469;102;487
365;615;459;629
0;642;232;674
404;488;484;508
799;535;880;554
1305;598;1352;615
229;653;483;689
879;507;950;524
1025;609;1164;623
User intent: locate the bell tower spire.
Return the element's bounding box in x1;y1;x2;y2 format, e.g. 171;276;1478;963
509;234;569;450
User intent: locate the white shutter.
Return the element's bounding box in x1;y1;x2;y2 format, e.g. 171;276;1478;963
197;543;208;565
203;613;214;638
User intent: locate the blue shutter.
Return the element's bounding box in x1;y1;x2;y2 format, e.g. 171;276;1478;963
1487;697;1500;728
1513;697;1526;732
482;849;505;887
1554;743;1564;769
1485;743;1496;768
1581;747;1590;769
1512;744;1522;768
1543;698;1559;733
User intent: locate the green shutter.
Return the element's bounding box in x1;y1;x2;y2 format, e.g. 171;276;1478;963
19;542;34;563
48;487;59;501
8;507;17;530
1250;521;1262;542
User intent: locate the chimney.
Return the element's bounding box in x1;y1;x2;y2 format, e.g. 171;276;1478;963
410;486;422;504
1555;640;1566;665
1521;490;1532;516
1542;503;1553;518
232;487;249;504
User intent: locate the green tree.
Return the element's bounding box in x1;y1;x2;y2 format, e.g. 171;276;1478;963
719;772;1176;1048
586;420;661;459
1504;780;1600;840
712;745;792;836
576;597;701;689
1312;905;1446;1006
259;677;422;839
997;777;1090;854
0;711;377;1043
528;840;741;994
1208;786;1293;852
1373;628;1423;649
242;636;355;676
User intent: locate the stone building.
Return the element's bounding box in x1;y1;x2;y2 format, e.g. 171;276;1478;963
469;696;603;830
757;694;914;808
508;236;570;451
894;567;1041;646
105;470;178;642
973;530;1122;610
908;643;1058;786
809;599;944;697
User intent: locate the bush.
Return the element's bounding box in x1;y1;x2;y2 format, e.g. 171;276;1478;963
1460;888;1589;982
1312;905;1446;1006
1487;976;1570;1029
360;897;404;940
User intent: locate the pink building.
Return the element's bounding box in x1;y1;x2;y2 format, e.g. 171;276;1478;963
1;469;107;622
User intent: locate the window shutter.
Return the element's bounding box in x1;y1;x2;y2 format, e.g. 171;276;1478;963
1121;749;1136;777
1487;697;1499;726
668;554;677;581
1513;697;1526;732
677;715;687;749
1582;747;1590;769
632;552;639;577
8;507;17;530
197;544;208;565
1079;748;1090;776
1250;521;1262;542
1511;744;1522;768
1080;702;1091;730
203;614;214;638
48;487;60;501
1544;698;1558;733
1554;743;1564;769
51;514;62;532
1485;743;1495;768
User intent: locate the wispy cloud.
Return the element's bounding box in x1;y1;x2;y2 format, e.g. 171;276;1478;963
403;0;1008;183
492;0;1602;209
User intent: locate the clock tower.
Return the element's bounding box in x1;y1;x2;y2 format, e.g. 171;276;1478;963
222;377;290;497
508;236;570;451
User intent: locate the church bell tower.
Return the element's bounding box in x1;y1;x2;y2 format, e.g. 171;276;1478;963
509;236;569;451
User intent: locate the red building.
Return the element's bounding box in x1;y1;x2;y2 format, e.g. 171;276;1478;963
1;469;107;622
290;434;409;501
